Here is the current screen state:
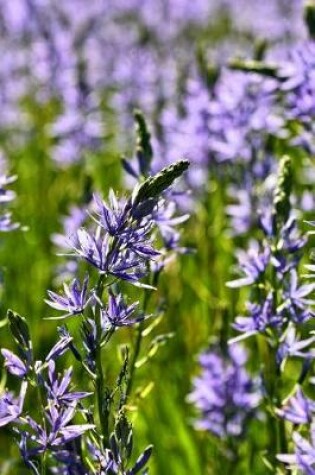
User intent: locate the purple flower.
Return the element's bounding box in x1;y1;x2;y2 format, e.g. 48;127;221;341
270;216;307;274
51;443;88;475
280;216;307;254
70;228;112;273
101;293;146;330
93;192;160;256
226;241;270;288
93;191;128;237
45;333;73;362
0;380;27;427
1;349;27;378
207;70;283;164
88;436;153;474
278;424;315;474
218;0;305;41
124;232;159;259
0;174;17;203
0;212;19;231
25;402;94;454
160;77;210;184
226;189;253;236
151;199;189;252
280;42;315;125
232;292;281;340
108;252;148;284
226;169;275;236
0;173;19;231
71;227;152;284
188;343;261;439
45;360;92;405
277;325;315;368
13;341;95;468
277;388;315;425
45;276;93;319
51;103;103;166
282;270;315;323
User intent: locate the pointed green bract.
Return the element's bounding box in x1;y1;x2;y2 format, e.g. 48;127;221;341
134;109;153;177
229;58;278;78
131;159;189;207
7;309;31;350
273;155;292;226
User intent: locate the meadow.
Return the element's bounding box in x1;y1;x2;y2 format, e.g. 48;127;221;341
0;1;314;473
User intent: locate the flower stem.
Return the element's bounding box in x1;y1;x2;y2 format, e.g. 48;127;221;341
261;335;287;467
126;286;152;399
94;274;109;445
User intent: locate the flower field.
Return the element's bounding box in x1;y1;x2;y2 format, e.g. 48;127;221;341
0;1;315;473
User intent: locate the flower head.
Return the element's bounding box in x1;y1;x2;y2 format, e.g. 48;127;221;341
226;240;270;288
277;325;315;368
45;276;92;319
0;381;27;427
45;360;92;405
188;343;261;439
278;424;315;474
233;292;281;340
93;191;128;237
1;349;27;378
101;293;145;330
277;388;315;425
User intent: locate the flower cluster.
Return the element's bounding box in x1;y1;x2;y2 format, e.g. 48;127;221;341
160;64;284;233
278;424;315;473
0;312;93;471
188;343;261;439
0;141;189;472
0;0;308;167
276;384;315;473
0;0;217;164
228;157;315;368
280;41;315;154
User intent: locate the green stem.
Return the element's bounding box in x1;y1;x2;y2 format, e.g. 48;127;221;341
94;274;109;445
93;236;120;445
33;374;47;474
271;251;288;457
260;335;288;467
259;337;278;466
126;287;152;399
41;453;47;475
